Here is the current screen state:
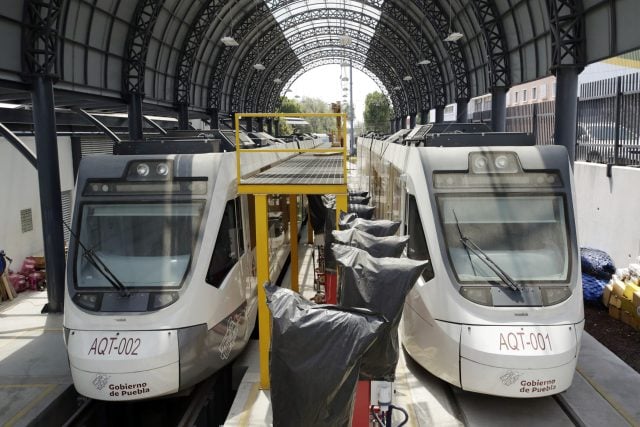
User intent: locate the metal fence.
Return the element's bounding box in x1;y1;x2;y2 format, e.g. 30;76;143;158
505;101;555;146
576;74;640;165
499;72;640;166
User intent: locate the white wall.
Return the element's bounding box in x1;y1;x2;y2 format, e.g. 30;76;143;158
574;162;640;268
0;135;74;268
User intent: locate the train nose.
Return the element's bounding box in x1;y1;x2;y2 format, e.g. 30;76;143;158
459;324;582;397
67;330;180;400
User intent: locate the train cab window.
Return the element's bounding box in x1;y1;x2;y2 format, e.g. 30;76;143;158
407;195;435;281
438;195;569;283
206;199;241;287
75;202;204;289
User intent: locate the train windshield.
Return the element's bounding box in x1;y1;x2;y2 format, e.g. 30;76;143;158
438;195;569;283
75;203;204;288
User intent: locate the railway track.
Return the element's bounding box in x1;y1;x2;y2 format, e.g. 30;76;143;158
60;366;234;427
394;347;635;427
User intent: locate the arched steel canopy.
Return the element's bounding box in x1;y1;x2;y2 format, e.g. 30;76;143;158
1;0;639;117
226;17;430;114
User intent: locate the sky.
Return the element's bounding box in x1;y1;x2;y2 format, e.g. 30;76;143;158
286;65;383;123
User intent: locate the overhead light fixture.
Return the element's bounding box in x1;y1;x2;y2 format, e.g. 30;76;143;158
343;94;348;98
343;87;349;91
444;32;463;42
253;63;265;71
342;77;349;81
417;59;431;65
221;36;239;47
273;78;282;84
393;86;401;91
403;75;413;81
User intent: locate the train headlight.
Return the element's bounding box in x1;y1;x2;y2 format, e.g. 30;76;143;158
136;163;150;177
469;152;521;174
540;286;571;306
73;293;102;311
149;292;179;310
460;286;493;306
156;163;169;176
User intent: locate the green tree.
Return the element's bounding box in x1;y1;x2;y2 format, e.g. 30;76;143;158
364;92;391;133
299;97;334;133
276;96;302;135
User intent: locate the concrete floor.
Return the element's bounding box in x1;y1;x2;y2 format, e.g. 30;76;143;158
0;291;71;427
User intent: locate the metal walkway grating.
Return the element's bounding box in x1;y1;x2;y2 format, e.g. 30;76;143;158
242;154;344;185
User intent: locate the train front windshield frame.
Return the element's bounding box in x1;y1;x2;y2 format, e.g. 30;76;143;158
74;202;204;289
437;193;571;284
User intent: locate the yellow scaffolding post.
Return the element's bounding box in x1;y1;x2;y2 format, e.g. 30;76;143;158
254;194;271;390
289;195;299;293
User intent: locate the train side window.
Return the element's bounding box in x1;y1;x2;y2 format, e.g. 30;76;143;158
206;200;239;287
235;197;245;257
407;195;435;281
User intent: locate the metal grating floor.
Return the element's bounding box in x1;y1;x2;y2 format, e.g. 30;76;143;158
242;154;344;185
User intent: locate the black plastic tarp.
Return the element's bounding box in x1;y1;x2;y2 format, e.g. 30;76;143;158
266;284;387;427
339;212;400;237
307;195;327;234
332;245;429;381
332;229;408;258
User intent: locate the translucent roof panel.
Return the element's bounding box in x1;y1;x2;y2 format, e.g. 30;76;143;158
267;0;383;62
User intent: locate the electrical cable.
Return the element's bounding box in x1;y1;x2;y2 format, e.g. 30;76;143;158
389;404;409;426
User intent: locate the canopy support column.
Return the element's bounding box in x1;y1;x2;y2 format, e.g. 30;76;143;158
128;93;144;140
435;106;445;123
491;87;507;132
31;76;65;313
554;67;580;165
456;100;469;123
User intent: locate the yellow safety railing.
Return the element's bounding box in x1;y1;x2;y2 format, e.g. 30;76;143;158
234;112;348;187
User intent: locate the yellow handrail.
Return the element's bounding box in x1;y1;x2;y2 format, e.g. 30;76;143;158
234;111;348;188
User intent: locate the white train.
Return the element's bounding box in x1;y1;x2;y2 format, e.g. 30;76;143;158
358;130;583;398
63;137;306;401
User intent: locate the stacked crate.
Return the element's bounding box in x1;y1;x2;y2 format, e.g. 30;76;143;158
603;262;640;330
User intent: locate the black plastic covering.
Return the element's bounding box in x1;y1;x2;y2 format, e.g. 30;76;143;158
332;245;429;381
339;212;400;237
332;229;408;258
266;284;387;427
307;195;327;234
348;195;371;205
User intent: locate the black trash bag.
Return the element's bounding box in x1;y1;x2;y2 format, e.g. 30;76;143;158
266;285;387;427
307;195;327;234
580;247;616;280
323;205;375;269
332;229;409;258
339;212;400;237
333;245;429;381
348;190;369;197
348;204;375;219
324;207;338;271
348;195;371;205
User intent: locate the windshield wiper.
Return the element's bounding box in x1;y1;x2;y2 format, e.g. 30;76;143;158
64;222;130;297
452;210;522;292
